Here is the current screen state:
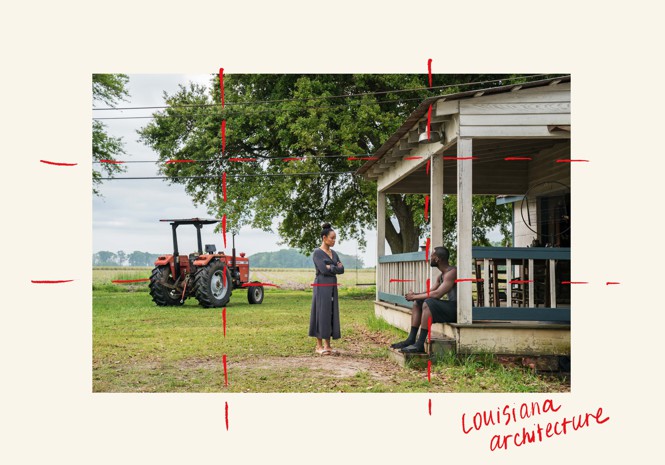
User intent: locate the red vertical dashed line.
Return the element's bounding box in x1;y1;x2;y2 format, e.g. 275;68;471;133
426;278;430;298
223;354;228;386
427;316;432;343
223;307;227;337
428;399;432;416
426;158;431;175
225;401;229;430
219;68;225;107
424;195;429;222
427;360;431;382
425;237;430;261
222;214;227;248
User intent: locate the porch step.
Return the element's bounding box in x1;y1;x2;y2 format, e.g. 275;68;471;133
388;337;457;369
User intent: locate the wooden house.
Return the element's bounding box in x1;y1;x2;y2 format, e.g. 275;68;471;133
356;76;571;357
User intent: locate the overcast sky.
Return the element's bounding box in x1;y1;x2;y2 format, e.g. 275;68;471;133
92;74;382;266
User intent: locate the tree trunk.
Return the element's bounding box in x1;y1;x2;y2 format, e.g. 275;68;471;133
384;194;422;253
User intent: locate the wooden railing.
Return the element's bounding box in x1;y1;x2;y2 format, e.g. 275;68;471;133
376;247;570;323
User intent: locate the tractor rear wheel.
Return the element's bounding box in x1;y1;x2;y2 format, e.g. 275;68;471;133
194;260;232;308
247;284;264;304
149;265;183;306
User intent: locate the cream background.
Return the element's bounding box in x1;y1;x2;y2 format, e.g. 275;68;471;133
2;0;663;463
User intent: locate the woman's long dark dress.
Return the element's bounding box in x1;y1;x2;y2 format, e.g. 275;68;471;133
309;248;344;340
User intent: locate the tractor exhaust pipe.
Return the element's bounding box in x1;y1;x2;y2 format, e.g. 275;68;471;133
232;233;236;270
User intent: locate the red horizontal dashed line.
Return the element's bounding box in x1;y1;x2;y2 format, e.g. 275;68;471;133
504;157;532;161
229;157;257;162
561;281;589;284
99;159;124;164
241;282;279;287
556;159;589;163
606;282;621;285
40;160;77;166
389;279;416;282
455;278;483;283
509;279;534;284
166;159;196;164
112;278;150;283
310;283;341;287
31;280;74;284
283;157;305;162
404;156;423;160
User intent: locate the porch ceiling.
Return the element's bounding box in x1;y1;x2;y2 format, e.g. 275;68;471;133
384;139;565;195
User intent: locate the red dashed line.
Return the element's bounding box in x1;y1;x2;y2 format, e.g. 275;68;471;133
219;68;225;108
504;157;532;161
283;157;305;162
426;158;431;175
509;279;533;284
424;195;429;222
112;278;150;283
455;278;483;283
426;278;431;298
425;237;430;261
31;280;74;284
225;401;229;430
222;215;227;248
427;360;431;382
165;159;195;164
428;399;432;416
40;160;77;166
241;282;279;288
606;282;621;285
427;316;432;343
556;159;589;163
310;283;341;287
222;308;227;337
405;156;423;160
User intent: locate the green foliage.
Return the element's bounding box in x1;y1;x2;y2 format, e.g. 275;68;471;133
138;74;523;254
92;74;129;196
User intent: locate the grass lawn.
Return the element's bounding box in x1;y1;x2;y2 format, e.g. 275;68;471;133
93;268;570;393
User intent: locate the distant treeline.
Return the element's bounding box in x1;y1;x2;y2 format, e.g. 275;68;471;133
93;251;161;267
249;249;366;269
93;248;367;269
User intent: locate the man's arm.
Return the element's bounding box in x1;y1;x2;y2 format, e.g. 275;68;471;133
405;268;457;300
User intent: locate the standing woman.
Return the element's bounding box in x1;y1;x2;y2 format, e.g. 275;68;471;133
309;222;344;355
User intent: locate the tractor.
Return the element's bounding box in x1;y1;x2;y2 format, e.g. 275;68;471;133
149;218;264;307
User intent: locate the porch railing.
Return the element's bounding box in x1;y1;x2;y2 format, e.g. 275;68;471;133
377;247;570;323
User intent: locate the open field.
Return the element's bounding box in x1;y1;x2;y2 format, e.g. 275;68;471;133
93;268;569;393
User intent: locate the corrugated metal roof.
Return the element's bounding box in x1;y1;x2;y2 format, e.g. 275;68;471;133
355;75;571;176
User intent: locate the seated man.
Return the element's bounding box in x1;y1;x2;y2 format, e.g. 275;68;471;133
390;246;457;354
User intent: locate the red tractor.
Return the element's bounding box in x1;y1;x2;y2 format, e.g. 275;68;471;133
149;218;264;307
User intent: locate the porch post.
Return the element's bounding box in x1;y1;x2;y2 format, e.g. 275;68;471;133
430;152;444;285
376;190;386;301
457;138;473;324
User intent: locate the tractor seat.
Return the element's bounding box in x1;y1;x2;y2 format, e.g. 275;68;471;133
205;244;216;254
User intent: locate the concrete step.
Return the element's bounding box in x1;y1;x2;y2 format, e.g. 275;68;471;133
388;337;457;369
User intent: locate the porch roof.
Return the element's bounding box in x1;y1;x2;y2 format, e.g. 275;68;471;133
355;75;571;184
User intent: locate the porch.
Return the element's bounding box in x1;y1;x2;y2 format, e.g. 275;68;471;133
357;76;572;356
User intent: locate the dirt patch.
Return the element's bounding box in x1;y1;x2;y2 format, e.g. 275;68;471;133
231;354;400;381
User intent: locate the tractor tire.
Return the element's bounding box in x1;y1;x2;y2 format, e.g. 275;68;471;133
194;260;232;308
149;265;184;306
247;284;264;304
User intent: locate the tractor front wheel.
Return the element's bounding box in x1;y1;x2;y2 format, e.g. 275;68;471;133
247;283;264;304
194;260;232;308
149;265;184;306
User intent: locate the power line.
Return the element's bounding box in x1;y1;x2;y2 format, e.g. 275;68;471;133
92;74;564;112
98;171;358;180
92;154;377;164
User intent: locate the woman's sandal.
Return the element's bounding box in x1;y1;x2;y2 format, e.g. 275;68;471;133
316;347;332;355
